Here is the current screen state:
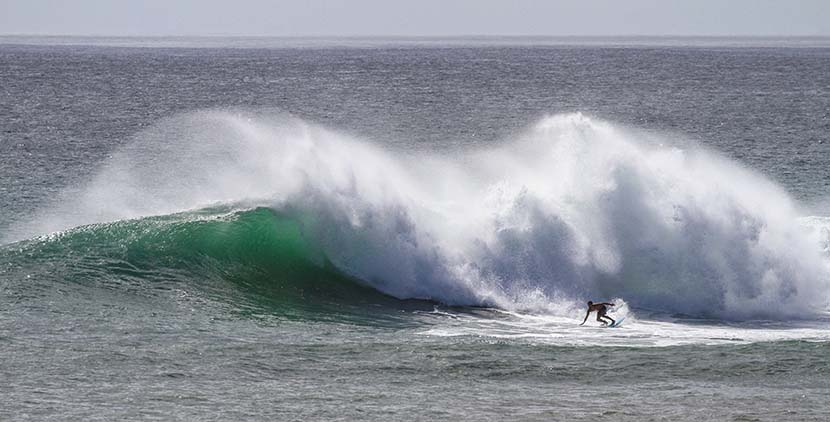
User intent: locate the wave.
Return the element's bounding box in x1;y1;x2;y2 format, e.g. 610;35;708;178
4;110;829;320
1;207;412;317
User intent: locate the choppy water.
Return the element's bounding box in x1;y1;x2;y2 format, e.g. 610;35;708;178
1;37;830;420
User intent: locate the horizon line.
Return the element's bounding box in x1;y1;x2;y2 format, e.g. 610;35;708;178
3;34;830;39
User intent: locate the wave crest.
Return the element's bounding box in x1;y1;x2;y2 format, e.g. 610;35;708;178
7;111;829;319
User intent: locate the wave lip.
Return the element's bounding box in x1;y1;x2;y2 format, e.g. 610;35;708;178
6;111;829;320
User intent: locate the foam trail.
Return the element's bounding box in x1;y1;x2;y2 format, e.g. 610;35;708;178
9;110;830;319
416;308;830;347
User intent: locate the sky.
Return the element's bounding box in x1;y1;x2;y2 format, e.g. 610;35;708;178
1;0;829;37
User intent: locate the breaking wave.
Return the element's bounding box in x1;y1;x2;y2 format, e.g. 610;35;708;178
4;110;829;320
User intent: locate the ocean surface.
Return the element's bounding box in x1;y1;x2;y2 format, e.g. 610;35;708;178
1;37;830;421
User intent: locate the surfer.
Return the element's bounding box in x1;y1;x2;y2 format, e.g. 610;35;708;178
579;301;616;326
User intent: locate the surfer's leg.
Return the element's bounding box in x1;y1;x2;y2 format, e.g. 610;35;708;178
596;314;607;325
604;316;615;326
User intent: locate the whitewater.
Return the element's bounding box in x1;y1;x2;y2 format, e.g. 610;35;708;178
8;110;830;324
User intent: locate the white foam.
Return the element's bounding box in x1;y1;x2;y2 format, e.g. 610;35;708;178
416;308;830;347
9;110;830;319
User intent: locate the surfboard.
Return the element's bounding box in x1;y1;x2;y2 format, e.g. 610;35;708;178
607;317;625;328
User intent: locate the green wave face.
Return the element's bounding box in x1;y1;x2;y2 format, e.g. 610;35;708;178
1;207;423;319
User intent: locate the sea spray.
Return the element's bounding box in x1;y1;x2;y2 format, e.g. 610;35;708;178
6;110;829;319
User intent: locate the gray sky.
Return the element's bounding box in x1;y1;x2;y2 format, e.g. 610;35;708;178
1;0;829;37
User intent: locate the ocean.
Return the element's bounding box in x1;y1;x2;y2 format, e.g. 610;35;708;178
1;37;829;421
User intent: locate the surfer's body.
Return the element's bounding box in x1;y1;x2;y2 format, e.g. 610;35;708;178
580;301;615;326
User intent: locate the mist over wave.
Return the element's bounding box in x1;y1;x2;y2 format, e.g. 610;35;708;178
7;110;830;319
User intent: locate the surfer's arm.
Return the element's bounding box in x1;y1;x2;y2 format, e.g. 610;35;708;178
579;311;590;325
601;302;615;306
